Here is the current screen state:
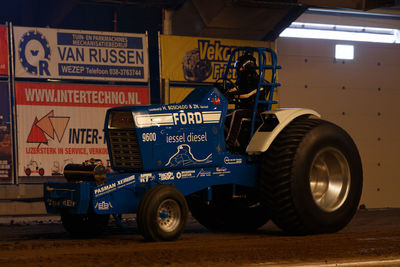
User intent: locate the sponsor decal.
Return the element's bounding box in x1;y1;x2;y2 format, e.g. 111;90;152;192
92;175;136;198
196;168;211;177
213;167;231;176
134;110;221;128
62;199;77;207
94;182;117;196
141;132;157;142
95;201;113;211
14;26;149;82
160;35;273;83
224;156;243;165
45;186;77;207
172;112;203;125
160;35;273;103
180;40;256;82
16;82;146;107
15;82;148;178
166;104;190;110
139;173;154;183
158;172;175;181
194;40;266;80
46;198;60;207
166;131;207;144
23;159;45;176
18;30;51;76
46;198;77;208
176;170;196;179
117;175;135;188
26;110;70;145
165;144;212;167
212;97;221;105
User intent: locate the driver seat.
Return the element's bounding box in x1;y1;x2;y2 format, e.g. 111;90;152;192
225;109;252;153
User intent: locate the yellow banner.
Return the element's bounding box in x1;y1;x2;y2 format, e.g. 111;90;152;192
160;35;275;83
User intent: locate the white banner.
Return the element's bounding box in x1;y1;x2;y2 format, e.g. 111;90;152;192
13;26;149;82
15;81;149;178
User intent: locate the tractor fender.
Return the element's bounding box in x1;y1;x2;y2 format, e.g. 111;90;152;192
246;108;321;154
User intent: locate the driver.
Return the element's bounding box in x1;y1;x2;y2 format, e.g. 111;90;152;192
225;53;260;150
225;54;259;108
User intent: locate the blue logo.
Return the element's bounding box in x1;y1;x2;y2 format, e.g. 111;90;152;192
18;30;51;76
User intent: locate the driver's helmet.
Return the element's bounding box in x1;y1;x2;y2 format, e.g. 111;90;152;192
234;54;259;91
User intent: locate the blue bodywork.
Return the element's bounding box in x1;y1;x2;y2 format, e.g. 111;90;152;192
107;87;228;172
44;47;281;216
44;87;258;215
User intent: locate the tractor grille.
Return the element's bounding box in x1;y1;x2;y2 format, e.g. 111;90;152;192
108;129;142;169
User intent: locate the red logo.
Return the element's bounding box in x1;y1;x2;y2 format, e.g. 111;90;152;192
212;97;221;105
27;110;70;145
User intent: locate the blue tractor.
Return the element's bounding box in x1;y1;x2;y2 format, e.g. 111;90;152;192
44;47;362;241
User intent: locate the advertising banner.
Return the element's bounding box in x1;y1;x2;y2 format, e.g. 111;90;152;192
15;82;149;178
0;81;12;183
13;26;148;82
160;35;274;83
0;26;9;76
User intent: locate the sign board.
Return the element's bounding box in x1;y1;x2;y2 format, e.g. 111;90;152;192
15;81;149;178
0;26;9;76
160;35;274;83
13;27;148;82
0;81;12;183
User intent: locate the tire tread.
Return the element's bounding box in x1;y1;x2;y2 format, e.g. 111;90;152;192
260;116;323;234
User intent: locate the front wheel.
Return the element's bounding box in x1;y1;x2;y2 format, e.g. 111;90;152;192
260;117;363;234
137;185;188;241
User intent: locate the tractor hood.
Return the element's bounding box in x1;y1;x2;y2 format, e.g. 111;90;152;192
105;87;229;172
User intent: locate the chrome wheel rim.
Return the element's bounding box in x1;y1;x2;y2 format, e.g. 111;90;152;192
157;199;181;232
309;147;351;212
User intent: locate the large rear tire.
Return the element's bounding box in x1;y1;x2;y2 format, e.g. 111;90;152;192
187;185;269;232
137;185;188;241
60;211;109;237
260;116;362;234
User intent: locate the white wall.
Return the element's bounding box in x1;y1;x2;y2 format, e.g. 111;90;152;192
277;37;400;208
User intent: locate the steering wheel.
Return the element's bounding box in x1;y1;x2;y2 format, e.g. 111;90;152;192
214;77;235;94
214;77;239;104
